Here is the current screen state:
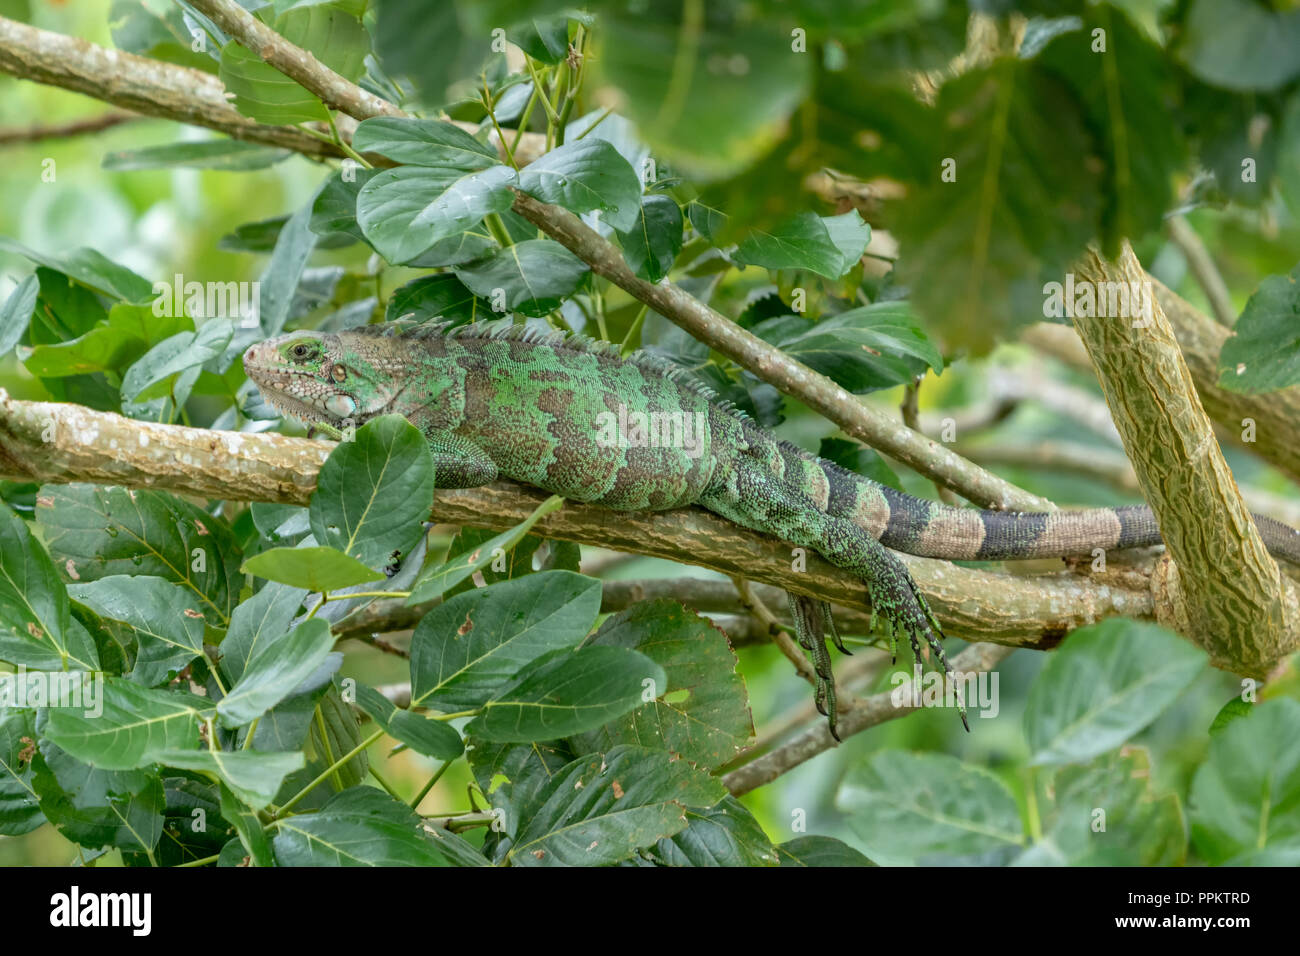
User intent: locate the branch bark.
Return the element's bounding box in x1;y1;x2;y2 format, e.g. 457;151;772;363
1071;244;1299;675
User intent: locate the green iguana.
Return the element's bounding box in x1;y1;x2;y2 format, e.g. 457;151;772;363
243;321;1300;738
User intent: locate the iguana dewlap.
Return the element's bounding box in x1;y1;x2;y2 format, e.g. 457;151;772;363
244;321;1300;737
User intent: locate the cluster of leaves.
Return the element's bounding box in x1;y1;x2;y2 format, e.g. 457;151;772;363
843;620;1300;866
0;411;874;866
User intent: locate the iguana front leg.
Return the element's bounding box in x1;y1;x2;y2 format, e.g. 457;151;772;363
417;425;499;489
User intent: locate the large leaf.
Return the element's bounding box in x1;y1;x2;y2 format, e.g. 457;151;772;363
102;140;290;171
121;319;235;404
405;493;564;604
1189;698;1300;864
892;59;1101;352
1023;619;1205;766
357;164;517;264
272;786;470;866
219;781;274;866
0;505;98;671
1217;264;1300;394
219;41;327;125
0;708;42;835
467;646;665;743
734;211;870;279
351;117;499;170
0;237;155;304
309;415;436;570
410;570;601;711
758;302;942;393
216;618;337;728
572;600;753;769
22;302;190;378
156;749;305;811
0;274;37;355
1179;0;1300;92
219;582;308;685
385;273;490;325
241;546;384;592
42;680;204;771
453;240;590;316
30;744;163;853
517;138;642;232
352;682;463;761
776;835;874;867
616;195;684;282
505;745;727;866
653;795;778;867
37;484;243;628
67;575;205;687
836;751;1024;866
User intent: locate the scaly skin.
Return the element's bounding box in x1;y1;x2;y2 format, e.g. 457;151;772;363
244;321;1300;737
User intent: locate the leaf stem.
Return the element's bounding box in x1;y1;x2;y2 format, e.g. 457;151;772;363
275;727;385;817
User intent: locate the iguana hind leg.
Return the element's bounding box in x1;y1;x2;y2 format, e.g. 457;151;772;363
701;456;967;736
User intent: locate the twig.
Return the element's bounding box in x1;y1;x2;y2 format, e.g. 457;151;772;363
0;111;139;146
1167;215;1235;326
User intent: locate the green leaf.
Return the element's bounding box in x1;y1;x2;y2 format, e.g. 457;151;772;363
156;749;304;811
121;319;235;404
0;708;42;836
272;786;465;866
517;138;642;231
220;582;308;685
22;303;191;379
616;195;684;282
1190;698;1300;863
468;646;666;743
352;682;463;760
37;484;243;628
219;41;328;124
761;302;942;393
1016;747;1186;866
275;3;369;82
453;239;590;316
592;12;810;178
43;679;204;770
310;415;436;569
258;195;320;336
0;274;37;355
505;745;727;866
0;237;156;304
0;505;99;671
241;546;384;593
102;140;290;171
30;744;163;853
357;164;517;264
410;570;602;711
385;273;489;324
351;117;499;169
1038;6;1186;251
406;493;564;604
1217;264;1300;394
571;600;753;769
1180;0;1300;92
654;795;778;867
509;15;570;64
67;575;205;687
1023;619;1205;765
219;781;275;866
735;211;869;279
309;168;378;246
776;835;874;867
892;60;1101;352
1209;697;1254;736
817;437;902;491
217;618;337;728
836;751;1024;866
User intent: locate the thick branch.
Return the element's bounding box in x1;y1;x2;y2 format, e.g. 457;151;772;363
0;392;1151;644
1071;245;1298;674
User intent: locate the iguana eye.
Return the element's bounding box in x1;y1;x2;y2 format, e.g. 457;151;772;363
291;344;310;358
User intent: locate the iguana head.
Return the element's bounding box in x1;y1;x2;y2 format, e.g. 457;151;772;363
243;331;403;427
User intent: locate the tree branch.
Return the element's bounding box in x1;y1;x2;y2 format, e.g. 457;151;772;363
1071;245;1299;675
0;391;1152;646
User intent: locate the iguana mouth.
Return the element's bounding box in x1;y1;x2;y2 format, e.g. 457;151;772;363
242;343;332;425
